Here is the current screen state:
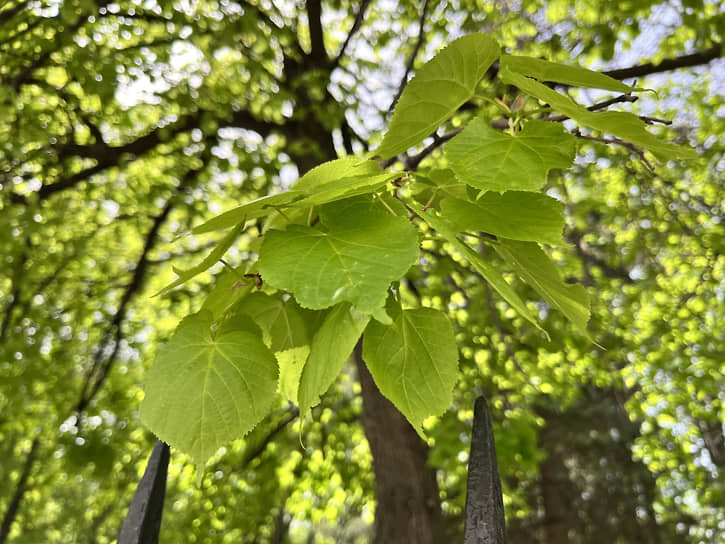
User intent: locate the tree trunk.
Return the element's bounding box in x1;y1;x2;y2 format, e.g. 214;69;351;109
538;420;571;544
0;437;39;544
354;341;445;544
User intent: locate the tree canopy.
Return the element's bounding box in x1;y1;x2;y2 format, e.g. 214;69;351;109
0;0;723;543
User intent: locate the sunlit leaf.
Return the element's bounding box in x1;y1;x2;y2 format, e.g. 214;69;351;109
155;223;245;296
440;191;565;245
258;196;419;315
362;306;459;435
410;201;545;335
376;33;500;159
297;303;370;415
140;311;278;466
500;67;697;160
495;239;590;337
502;54;640;92
445;118;576;193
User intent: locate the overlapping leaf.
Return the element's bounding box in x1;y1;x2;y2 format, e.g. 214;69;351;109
376;33;500;159
500;67;697;161
444;118;577;193
140;311;278;465
501;54;639;92
258;196;419;316
440;191;565;245
410;201;544;335
232;292;312;352
156;223;244;296
495;239;590;337
292;157;381;192
362;306;459;435
193;192;305;234
297;303;370;415
192;170;400;235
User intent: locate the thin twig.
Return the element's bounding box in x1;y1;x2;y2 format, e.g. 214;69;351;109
542;93;638;122
382;126;462;170
333;0;371;68
571;128;654;170
387;0;430;112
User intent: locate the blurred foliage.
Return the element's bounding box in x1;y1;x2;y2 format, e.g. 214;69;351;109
0;0;722;542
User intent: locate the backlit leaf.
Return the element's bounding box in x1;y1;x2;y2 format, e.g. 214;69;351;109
258;196;419;315
500;67;697;160
410;201;545;335
362;306;459;435
233;292;312;352
297;303;370;414
140;311;278;466
502;54;640;92
440;191;565;245
444;118;576;193
155;223;245;296
376;33;500;159
495;239;590;336
292;157;381;192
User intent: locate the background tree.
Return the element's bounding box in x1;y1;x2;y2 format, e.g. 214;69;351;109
0;0;722;542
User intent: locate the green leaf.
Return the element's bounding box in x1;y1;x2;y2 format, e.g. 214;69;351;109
500;67;697;161
297;303;370;414
140;311;278;466
501;54;639;92
276;346;310;404
200;268;251;319
410;168;469;208
232;292;312;352
444;118;577;193
292;157;381;192
293;172;401;207
376;33;500;159
362;306;459;435
258;196;420;315
155;223;245;296
409;201;545;335
192;192;304;235
494;239;590;336
440;191;566;245
193;169;398;235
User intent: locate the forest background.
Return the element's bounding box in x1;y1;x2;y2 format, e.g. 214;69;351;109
0;0;723;542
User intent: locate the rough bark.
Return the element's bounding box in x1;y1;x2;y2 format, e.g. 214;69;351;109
354;341;445;544
538;421;571;544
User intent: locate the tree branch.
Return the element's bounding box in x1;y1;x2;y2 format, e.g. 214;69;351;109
0;438;39;544
36;109;279;201
388;0;430;112
603;43;722;81
332;0;371;68
305;0;327;64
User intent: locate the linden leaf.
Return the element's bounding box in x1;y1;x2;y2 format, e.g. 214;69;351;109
297;303;370;415
258;196;419;315
440;191;565;245
376;33;500;159
501;54;641;92
140;311;278;466
444;118;576;193
292;157;381;192
362;306;459;436
500;67;697;161
495;239;590;337
233;292;312;352
410;201;546;336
